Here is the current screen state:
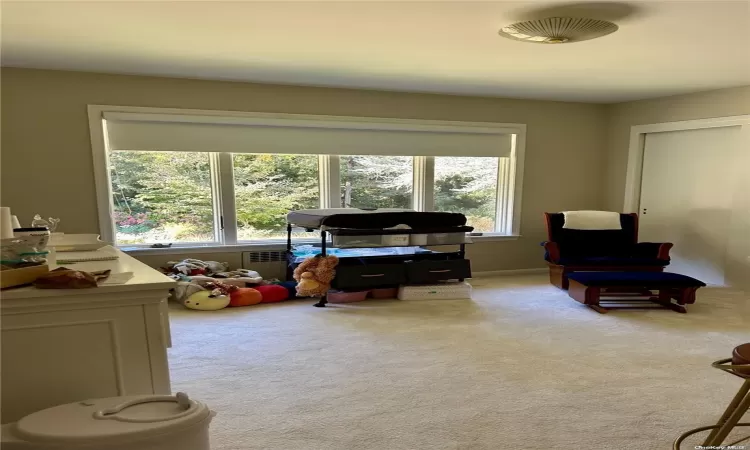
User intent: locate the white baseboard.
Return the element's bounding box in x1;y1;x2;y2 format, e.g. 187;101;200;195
471;268;547;278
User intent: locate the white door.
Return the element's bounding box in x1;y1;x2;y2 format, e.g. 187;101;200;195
639;126;742;286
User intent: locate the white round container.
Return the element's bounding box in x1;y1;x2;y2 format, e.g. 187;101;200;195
0;393;214;450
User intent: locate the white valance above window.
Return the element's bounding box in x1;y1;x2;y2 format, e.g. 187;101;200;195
103;112;513;158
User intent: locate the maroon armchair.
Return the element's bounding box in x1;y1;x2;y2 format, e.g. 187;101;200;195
542;212;673;289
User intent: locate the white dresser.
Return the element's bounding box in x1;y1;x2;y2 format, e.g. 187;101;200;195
0;250;175;423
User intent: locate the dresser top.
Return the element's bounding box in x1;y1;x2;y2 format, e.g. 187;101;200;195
1;249;175;301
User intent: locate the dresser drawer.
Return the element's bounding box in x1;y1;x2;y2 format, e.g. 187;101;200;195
334;264;406;289
405;259;471;284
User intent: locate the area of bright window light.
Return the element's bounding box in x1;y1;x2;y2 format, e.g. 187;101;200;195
109;151;514;247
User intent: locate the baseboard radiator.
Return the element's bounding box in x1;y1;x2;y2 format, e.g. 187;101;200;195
241;250;287;280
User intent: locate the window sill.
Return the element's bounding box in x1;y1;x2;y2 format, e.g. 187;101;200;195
121;234;520;256
121;241;302;256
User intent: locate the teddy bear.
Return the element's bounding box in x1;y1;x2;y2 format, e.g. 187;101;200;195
293;255;339;297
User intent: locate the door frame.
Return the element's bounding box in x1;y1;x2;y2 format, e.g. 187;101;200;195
623;115;750;212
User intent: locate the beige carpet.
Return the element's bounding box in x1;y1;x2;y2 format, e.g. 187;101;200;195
168;275;750;450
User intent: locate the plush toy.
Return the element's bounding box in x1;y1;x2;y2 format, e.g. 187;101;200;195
183;290;230;310
218;278;251;288
183;281;239;310
256;284;289;303
203;281;236;296
204;260;229;274
187;275;220;284
213;269;263;284
228;288;263;307
277;281;299;299
293;255;339;297
169;259;209;276
170;281;207;303
167;259;229;276
186;275;244;288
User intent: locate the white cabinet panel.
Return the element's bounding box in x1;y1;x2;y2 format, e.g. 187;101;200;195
2;305;155;422
639;126;742;286
0;250;175;423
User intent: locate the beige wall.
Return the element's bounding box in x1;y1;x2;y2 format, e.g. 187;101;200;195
604;85;750;211
1;68;608;271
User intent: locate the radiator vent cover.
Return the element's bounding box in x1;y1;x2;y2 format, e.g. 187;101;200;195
243;250;287;263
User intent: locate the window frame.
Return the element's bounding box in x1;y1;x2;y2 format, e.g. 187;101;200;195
88;105;526;248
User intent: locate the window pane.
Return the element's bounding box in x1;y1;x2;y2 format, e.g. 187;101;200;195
434;156;499;233
234;154;319;240
340;156;413;209
110;151;215;244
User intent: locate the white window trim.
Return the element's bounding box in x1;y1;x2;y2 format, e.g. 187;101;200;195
88;104;526;246
412;156;434;211
216;153;237;244
319;155;340;208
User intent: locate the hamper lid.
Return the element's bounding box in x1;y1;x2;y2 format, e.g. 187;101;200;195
15;393;212;444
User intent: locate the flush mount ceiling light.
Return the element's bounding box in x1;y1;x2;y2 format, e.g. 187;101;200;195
498;17;618;44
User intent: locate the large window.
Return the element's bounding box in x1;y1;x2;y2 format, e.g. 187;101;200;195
110;151;216;244
233;154;319;240
434;157;500;233
340;156;413;209
94;107;525;247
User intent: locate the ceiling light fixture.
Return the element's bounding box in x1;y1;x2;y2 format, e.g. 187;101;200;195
498;17;618;44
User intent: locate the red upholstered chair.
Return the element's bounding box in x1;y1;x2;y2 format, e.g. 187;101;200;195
542;212;673;289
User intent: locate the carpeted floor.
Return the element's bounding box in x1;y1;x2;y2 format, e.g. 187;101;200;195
168;275;750;450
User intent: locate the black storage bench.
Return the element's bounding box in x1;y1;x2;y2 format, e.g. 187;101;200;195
566;271;706;314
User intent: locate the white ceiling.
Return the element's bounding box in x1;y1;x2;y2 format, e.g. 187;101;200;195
2;1;749;103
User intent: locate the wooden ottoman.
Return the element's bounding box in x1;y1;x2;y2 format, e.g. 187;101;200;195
566;272;706;314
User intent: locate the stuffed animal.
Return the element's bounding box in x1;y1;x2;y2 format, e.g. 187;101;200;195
182;281;238;310
187;275;221;284
186;275;250;289
199;281;262;307
213;269;263;284
219;278;253;288
293;255;339;297
256;284;289;303
228;288;263;307
167;259;229;276
204;260;229;274
183;290;230;311
277;281;299;299
168;259;209;276
203;281;237;296
170;281;207;303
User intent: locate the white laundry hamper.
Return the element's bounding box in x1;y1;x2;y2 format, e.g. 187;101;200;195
0;393;215;450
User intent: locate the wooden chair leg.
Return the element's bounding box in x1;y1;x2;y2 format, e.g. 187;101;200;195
548;265;567;289
652;299;688;313
678;287;698;305
560;268;570;290
652;290;687;313
569;281;604;312
588;304;609;314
